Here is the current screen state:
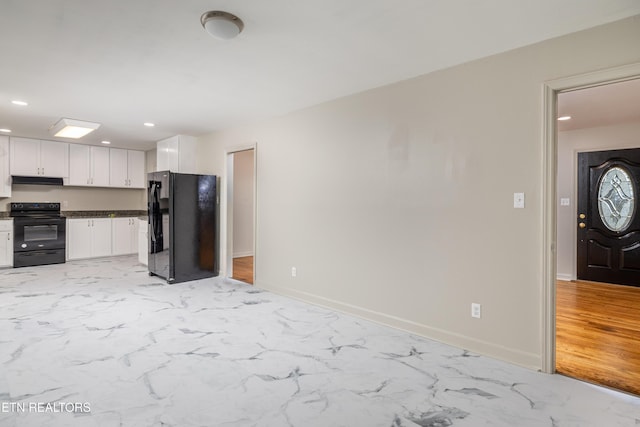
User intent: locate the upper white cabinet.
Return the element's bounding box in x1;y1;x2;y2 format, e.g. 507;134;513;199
0;136;10;197
157;135;196;173
109;148;145;189
69;144;110;187
10;137;69;178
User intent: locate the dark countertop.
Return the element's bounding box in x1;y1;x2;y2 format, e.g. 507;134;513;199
62;210;147;219
0;210;147;219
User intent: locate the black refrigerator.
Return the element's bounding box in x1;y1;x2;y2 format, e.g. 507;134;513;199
148;171;219;283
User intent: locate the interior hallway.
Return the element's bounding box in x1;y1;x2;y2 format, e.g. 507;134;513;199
556;279;640;395
1;257;639;426
232;256;254;284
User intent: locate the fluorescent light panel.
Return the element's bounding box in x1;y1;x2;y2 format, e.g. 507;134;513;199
50;118;100;139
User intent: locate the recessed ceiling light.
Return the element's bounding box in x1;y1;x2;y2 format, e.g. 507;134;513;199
557;116;572;121
144;122;155;127
0;128;11;133
101;140;111;145
11;100;28;106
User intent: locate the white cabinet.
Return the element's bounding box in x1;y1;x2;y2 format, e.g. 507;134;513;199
112;217;138;256
68;144;110;187
110;148;145;188
10;137;69;178
0;136;10;197
138;219;148;266
0;220;13;267
156;135;196;173
67;218;112;260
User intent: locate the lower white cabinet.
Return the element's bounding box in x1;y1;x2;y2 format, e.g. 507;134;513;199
112;217;138;256
0;220;13;267
67;218;112;260
138;219;148;266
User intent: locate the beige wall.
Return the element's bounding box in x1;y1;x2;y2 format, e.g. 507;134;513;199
557;121;640;280
1;186;145;211
196;15;640;369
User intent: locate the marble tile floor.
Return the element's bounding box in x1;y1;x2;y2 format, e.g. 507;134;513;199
0;256;639;427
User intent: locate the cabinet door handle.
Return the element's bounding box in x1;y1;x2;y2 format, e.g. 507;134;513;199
42;167;44;175
87;178;90;184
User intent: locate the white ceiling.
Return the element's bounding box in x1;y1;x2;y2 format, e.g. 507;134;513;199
1;1;640;151
558;78;640;132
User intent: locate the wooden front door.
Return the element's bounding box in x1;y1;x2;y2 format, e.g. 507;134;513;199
577;148;640;286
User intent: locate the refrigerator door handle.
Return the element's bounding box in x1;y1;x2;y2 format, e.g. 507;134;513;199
149;182;159;244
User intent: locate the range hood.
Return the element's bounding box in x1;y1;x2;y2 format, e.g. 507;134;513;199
12;176;64;186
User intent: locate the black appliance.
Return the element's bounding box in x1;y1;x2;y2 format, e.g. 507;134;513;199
147;171;219;283
10;202;66;268
12;176;63;186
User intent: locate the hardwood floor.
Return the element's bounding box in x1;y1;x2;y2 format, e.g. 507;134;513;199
556;280;640;395
232;256;253;284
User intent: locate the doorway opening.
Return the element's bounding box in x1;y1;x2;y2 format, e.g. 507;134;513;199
548;69;640;395
226;147;256;285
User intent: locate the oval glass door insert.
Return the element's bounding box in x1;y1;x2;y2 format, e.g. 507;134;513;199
597;166;635;232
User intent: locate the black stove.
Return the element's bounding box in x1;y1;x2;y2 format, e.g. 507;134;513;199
10;202;66;267
10;202;62;217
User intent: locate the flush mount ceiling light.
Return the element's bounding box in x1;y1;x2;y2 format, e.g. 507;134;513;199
49;118;100;139
11;100;28;106
557;115;572;121
0;128;11;133
200;11;244;40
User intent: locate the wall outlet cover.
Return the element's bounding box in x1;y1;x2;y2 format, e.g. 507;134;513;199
471;303;481;319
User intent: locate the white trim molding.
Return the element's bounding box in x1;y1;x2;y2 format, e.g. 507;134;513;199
261;282;542;370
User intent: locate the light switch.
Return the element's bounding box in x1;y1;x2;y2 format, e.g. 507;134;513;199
560;198;570;206
514;192;525;209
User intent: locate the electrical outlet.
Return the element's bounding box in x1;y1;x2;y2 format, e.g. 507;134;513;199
471;303;481;319
291;267;297;277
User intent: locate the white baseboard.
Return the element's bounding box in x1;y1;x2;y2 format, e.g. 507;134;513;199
257;282;542;371
233;251;254;258
556;273;573;281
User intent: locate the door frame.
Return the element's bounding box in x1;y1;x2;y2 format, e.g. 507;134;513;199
224;144;257;283
542;62;640;373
